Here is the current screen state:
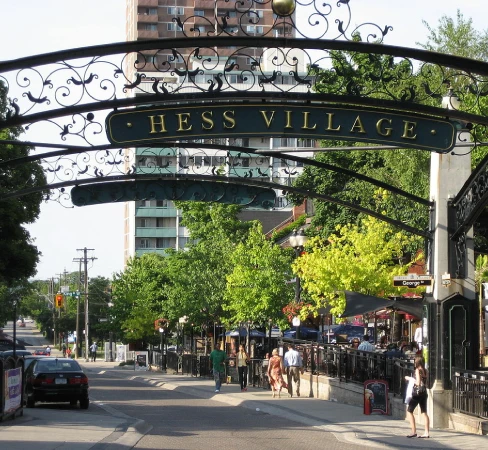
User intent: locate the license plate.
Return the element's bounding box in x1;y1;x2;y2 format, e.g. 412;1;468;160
55;378;67;384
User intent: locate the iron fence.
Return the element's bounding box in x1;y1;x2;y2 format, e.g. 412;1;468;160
280;339;415;397
452;368;488;419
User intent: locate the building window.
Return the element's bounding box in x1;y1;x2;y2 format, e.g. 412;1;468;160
138;200;148;207
156;238;172;248
168;7;184;15
143;24;157;31
248;10;264;19
140;238;151;249
194;10;204;17
246;25;263;34
157;199;169;208
140;219;148;228
167;22;178;31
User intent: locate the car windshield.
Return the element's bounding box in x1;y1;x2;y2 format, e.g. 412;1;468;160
35;360;81;372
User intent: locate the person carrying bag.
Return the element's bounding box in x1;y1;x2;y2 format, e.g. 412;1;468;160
404;356;430;439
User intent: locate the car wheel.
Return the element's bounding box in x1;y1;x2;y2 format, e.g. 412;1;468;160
26;396;35;408
79;397;89;409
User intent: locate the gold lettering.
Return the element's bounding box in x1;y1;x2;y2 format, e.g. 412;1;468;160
148;115;167;134
301;111;317;130
285;111;293;128
326;113;341;131
402;120;417;139
376;118;393;137
350;115;366;134
260;110;275;128
201;111;214;130
223;110;236;129
176;113;192;132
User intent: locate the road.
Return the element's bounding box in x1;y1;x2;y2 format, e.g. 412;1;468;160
88;370;361;450
2;321;364;449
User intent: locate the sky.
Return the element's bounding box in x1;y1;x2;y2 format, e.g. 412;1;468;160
0;0;487;282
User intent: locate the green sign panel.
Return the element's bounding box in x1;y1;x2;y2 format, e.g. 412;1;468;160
106;103;456;152
71;180;275;209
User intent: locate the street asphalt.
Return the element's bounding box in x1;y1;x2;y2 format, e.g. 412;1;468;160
1;353;487;449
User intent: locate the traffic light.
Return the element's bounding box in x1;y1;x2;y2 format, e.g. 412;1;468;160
55;293;64;308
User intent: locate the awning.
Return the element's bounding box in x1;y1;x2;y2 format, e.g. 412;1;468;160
340;291;423;319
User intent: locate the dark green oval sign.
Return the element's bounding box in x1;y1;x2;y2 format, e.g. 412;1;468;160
106;103;456;152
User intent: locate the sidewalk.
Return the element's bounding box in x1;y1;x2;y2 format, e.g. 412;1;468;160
80;360;488;449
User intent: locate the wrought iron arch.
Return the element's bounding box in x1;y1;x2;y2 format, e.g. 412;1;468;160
2;0;488;270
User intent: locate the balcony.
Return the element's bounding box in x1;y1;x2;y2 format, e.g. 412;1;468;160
135;248;168;257
135;207;177;218
137;14;158;23
138;0;158;6
136;227;177;238
137;29;159;40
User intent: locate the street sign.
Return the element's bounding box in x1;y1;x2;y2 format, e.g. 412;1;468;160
393;274;432;288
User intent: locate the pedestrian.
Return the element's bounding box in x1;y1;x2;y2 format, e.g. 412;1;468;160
62;342;67;357
284;343;303;398
66;347;72;358
351;339;360;349
358;334;375;352
405;356;430;439
89;342;98;362
236;344;250;392
267;348;287;398
45;345;51;356
209;343;227;393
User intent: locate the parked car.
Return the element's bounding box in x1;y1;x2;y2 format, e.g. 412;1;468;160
0;350;32;358
18;322;26;327
24;357;89;409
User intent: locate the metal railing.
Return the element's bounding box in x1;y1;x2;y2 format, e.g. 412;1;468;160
452;368;488;419
279;339;415;397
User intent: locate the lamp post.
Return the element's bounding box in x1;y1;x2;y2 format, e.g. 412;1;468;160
268;318;273;356
289;229;308;340
12;299;18;358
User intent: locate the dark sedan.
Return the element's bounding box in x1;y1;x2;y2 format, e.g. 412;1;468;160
24;357;89;409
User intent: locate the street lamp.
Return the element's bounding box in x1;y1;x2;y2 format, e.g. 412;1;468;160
12;299;18;358
289;229;308;340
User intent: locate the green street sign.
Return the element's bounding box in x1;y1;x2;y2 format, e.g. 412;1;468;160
106;103;457;153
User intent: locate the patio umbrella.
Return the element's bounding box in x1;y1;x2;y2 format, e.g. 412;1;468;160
340;291;392;317
224;329;266;337
386;297;423;319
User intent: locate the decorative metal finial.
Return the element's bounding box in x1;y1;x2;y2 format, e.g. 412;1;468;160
272;0;296;17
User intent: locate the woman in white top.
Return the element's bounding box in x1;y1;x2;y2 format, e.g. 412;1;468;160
237;344;250;391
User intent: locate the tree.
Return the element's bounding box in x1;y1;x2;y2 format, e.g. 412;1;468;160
293;215;420;318
289;46;431;246
0;82;46;286
224;223;294;328
111;254;168;345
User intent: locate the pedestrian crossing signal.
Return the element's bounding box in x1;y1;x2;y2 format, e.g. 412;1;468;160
55;293;64;308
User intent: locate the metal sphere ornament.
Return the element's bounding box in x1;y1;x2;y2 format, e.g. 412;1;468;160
272;0;296;17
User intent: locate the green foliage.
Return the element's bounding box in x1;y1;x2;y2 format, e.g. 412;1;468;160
224;223;294;328
270;215;306;243
0;82;46;286
111;254;168;343
294;216;420;318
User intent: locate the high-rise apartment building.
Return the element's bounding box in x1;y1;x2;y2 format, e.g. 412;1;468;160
124;0;315;262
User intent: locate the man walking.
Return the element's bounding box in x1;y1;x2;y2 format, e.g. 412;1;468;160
209;343;227;393
89;341;98;362
358;334;375;352
284;344;303;397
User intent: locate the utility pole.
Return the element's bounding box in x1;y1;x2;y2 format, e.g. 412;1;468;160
75;247;97;362
72;258;83;358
